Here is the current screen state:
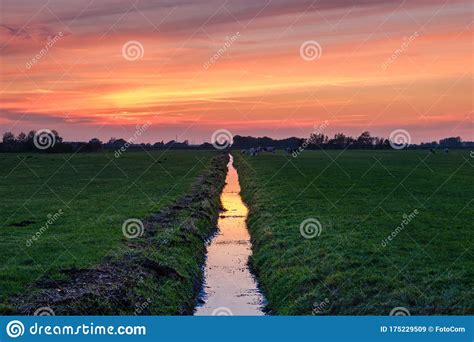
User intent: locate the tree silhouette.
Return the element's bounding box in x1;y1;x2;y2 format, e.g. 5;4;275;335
2;132;15;144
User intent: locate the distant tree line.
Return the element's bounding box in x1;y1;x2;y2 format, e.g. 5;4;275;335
0;130;101;153
232;132;472;150
0;129;472;153
0;130;212;153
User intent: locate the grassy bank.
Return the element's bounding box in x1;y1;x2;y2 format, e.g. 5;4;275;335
0;151;228;314
234;150;473;315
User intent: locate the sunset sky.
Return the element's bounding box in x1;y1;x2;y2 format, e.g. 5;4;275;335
1;0;472;143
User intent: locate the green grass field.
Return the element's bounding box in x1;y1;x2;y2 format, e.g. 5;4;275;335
0;150;221;313
1;149;472;315
235;150;473;315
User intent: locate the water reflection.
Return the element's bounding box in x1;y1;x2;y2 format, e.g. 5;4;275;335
194;154;265;316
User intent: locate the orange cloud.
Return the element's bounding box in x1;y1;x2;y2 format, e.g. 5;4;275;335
0;0;472;143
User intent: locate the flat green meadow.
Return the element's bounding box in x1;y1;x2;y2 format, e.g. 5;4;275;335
235;150;473;315
0;150;217;310
1;149;472;315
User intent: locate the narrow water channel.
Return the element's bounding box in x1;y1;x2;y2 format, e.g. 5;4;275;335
194;154;265;316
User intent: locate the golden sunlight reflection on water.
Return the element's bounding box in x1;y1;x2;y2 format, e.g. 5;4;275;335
194;154;265;316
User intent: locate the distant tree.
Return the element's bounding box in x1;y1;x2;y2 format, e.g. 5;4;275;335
420;141;438;148
309;133;328;147
110;138;127;148
17;132;26;143
232;135;303;149
87;138;103;152
374;137;388;149
51;130;63;144
23;130;36;149
331;133;353;148
26;130;36;141
2;132;15;144
439;137;462;147
356;131;374;148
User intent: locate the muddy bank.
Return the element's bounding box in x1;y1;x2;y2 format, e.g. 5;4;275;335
9;154;229;315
